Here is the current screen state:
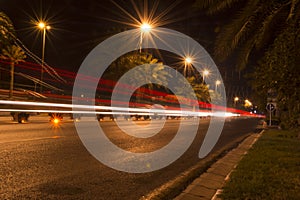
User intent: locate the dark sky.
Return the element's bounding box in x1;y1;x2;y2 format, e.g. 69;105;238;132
0;0;217;71
1;0;250;98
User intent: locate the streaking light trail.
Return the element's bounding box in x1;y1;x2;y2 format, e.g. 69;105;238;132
0;100;262;118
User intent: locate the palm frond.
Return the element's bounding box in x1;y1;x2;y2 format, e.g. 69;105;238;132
193;0;216;9
255;5;282;49
235;36;257;71
1;45;26;63
214;1;261;61
287;0;299;20
206;0;243;15
0;12;15;45
255;1;296;49
195;0;299;70
193;0;241;14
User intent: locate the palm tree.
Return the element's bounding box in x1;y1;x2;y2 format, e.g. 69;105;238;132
100;52;172;104
1;45;26;98
0;12;15;48
0;12;16;87
129;54;171;89
194;0;300;128
194;0;300;70
174;76;213;106
123;54;172;104
103;52;163;81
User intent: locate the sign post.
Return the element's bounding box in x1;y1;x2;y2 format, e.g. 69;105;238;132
266;103;275;126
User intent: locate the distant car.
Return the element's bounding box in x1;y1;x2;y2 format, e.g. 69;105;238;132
10;112;30;123
97;113;114;121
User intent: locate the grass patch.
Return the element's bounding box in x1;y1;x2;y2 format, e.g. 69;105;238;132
219;129;300;200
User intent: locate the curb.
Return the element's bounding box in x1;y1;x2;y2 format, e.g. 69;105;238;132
210;129;264;200
140;131;260;200
176;130;264;200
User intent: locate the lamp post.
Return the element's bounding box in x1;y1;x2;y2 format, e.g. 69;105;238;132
139;23;151;53
184;56;192;77
234;96;239;107
38;22;50;93
215;80;221;92
202;69;209;83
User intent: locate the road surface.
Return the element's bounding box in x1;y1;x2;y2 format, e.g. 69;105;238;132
0;116;260;199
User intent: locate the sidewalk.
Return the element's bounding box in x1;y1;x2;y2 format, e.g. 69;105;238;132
174;132;263;200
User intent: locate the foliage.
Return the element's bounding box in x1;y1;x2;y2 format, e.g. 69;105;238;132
126;61;172;103
103;52;159;81
102;52;215;104
0;12;28;97
219;129;300;199
127;63;171;89
174;76;210;102
212;92;224;105
1;45;26;98
104;52;172;93
193;0;300;70
101;52;172;103
1;45;26;63
0;12;15;48
251;19;300;129
189;77;209;102
1;11;66;94
194;0;300;128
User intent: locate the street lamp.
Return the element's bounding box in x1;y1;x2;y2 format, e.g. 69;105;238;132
202;69;209;83
234;96;239;107
140;23;151;33
139;22;152;52
37;22;51;93
215;80;221;92
184;56;192;77
244;99;252;107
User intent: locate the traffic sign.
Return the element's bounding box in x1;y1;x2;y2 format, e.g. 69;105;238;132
266;103;276;126
266;103;275;112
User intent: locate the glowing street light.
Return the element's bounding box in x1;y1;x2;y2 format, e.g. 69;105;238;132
202;69;210;83
244;99;252;107
185;57;192;64
139;22;152;52
234;96;239;107
183;56;192;77
37;21;51;93
140;23;152;33
215;80;221;92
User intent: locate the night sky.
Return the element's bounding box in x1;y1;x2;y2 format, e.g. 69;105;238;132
0;0;216;70
1;0;247;98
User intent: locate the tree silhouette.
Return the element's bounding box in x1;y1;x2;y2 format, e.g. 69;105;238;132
1;45;26;98
0;12;15;48
194;0;300;70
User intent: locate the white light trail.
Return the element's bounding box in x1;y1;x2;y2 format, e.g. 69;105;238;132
0;100;245;118
0;109;154;116
0;100;196;115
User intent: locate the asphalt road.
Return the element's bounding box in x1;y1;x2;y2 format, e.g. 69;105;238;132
0;116;260;199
